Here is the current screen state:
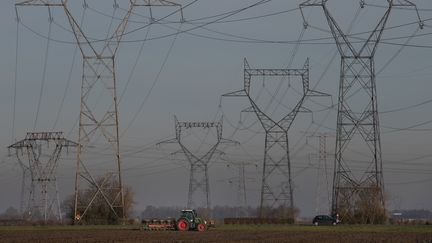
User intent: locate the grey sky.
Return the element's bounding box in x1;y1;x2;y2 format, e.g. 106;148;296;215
1;0;432;217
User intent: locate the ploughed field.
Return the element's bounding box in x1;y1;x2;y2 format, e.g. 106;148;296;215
0;225;431;243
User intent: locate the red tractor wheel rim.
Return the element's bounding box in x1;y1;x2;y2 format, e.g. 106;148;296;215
198;224;205;232
178;221;187;230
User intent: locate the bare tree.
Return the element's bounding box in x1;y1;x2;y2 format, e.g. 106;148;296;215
63;176;135;225
337;186;387;224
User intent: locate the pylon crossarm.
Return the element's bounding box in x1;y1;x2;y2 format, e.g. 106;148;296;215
132;0;184;23
382;0;423;28
299;0;327;28
178;121;219;128
300;0;357;56
15;0;63;6
8;139;27;149
8;132;78;149
245;69;307;77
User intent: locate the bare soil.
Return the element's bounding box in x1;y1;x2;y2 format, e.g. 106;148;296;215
0;228;432;243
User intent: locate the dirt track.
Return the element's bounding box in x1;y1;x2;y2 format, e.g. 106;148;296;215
0;228;432;243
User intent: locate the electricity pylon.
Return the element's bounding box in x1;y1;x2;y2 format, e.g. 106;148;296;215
8;132;77;222
226;161;257;218
158;117;237;212
306;132;334;215
16;157;31;216
15;0;183;223
300;0;422;222
232;162;247;217
224;59;328;218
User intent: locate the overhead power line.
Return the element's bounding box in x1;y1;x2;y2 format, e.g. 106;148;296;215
33;17;53;131
16;3;432;48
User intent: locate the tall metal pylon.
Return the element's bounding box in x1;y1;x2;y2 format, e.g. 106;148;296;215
224;59;327;218
306;133;333;215
16;157;31;216
300;0;422;222
158;117;236;212
8;132;78;222
233;162;247;217
15;0;183;223
226;161;256;217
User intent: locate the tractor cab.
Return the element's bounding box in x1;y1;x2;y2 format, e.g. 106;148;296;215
180;209;197;221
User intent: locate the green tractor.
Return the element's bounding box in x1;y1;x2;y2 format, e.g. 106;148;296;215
176;209;207;232
142;209;210;232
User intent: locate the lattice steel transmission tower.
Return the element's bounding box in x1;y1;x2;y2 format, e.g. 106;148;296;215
300;0;422;222
158;117;236;211
8;132;78;222
224;59;327;218
226;161;256;217
233;162;247;217
16;156;31;216
15;0;183;223
306;133;333;215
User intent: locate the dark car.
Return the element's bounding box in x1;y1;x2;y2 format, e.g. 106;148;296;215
312;215;338;226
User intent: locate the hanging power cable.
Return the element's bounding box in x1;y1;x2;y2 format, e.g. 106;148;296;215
52;6;88;130
33;8;54;131
12;8;21;142
118;25;152;104
377;26;421;75
120;22;183;138
19;11;432;47
383;118;432;133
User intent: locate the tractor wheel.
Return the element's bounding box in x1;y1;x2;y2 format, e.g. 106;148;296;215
177;219;189;231
197;223;206;232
